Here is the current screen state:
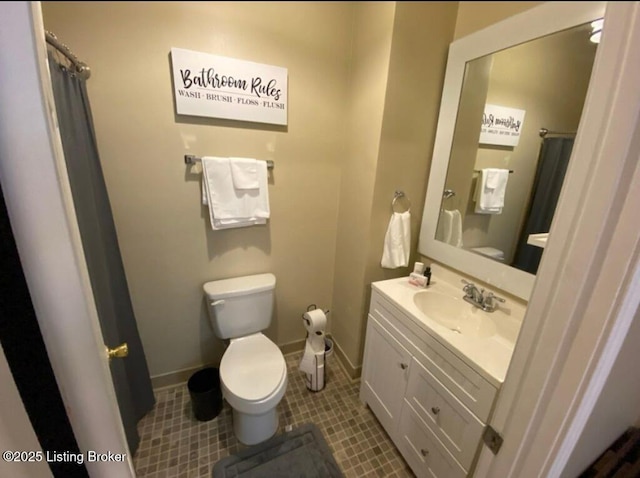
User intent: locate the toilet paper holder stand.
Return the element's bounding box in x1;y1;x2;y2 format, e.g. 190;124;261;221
302;304;330;327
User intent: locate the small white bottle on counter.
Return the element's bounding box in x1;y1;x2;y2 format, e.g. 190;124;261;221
409;262;428;287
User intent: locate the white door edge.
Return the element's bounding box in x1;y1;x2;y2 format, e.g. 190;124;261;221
0;3;134;477
475;2;640;477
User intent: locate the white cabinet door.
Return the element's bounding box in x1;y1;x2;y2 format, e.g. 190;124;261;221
360;315;411;438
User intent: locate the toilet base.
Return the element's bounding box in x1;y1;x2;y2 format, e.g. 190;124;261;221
232;407;279;445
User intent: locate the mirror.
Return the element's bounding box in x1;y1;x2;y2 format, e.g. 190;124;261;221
419;2;606;300
438;22;598;274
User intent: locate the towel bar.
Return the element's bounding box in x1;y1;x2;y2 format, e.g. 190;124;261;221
185;155;274;170
473;169;513;173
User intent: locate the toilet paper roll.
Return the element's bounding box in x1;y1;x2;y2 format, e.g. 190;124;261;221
302;308;327;334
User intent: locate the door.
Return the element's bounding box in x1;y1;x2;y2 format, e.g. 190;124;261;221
474;3;640;477
46;36;155;454
0;3;136;476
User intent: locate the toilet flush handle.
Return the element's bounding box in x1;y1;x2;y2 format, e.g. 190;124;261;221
211;300;225;307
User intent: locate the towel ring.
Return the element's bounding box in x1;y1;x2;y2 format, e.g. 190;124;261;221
392;190;411;213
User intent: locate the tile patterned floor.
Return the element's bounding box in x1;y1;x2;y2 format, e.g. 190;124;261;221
134;351;414;477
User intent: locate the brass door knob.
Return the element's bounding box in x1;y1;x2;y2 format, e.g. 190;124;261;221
106;343;129;360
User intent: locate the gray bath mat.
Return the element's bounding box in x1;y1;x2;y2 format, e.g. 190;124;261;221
212;423;344;477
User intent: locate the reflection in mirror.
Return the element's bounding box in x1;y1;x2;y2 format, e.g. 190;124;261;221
436;22;598;275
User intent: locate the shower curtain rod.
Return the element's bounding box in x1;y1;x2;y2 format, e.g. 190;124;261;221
539;128;576;138
45;31;91;79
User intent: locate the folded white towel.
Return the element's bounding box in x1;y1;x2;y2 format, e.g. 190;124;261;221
475;168;509;214
381;211;411;269
229;157;259;189
201;156;270;230
211;217;267;230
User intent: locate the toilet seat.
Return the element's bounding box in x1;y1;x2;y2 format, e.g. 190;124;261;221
471;246;505;262
220;333;287;415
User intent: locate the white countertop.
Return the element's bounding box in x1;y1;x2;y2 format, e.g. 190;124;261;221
371;274;524;387
527;233;549;248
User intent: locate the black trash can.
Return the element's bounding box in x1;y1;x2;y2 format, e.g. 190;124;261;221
188;367;223;421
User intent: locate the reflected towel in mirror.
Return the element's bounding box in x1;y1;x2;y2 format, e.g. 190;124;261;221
441;209;463;247
475;168;509;214
381;211;411;269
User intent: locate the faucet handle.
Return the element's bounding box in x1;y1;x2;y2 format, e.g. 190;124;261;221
461;279;477;298
461;279;474;290
485;292;505;303
482;291;506;311
461;279;476;289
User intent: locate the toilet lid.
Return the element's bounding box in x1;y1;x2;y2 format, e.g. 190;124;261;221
220;334;286;402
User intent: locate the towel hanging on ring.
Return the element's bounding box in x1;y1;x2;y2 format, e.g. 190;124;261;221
381;211;411;269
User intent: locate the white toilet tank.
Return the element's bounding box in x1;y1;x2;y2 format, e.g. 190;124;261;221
203;273;276;339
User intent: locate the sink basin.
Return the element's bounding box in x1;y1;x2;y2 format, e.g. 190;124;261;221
413;290;497;339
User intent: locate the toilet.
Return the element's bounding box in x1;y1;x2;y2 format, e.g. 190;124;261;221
203;273;287;445
470;246;505;262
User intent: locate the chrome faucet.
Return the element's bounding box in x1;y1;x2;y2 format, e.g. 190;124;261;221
461;279;505;312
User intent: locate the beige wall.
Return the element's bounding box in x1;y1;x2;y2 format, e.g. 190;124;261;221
330;3;396;373
43;2;352;379
41;1;535;381
362;2;458;360
331;2;458;372
454;1;543;40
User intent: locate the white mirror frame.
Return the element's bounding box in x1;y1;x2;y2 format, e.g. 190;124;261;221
419;1;606;301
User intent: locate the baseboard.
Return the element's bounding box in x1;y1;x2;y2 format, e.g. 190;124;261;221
150;335;360;390
333;339;362;380
279;338;306;356
151;364;205;391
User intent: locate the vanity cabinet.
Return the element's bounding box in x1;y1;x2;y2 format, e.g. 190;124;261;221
360;314;411;439
360;288;499;477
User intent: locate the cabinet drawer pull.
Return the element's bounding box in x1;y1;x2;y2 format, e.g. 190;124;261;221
421;448;429;457
431;406;440;415
399;363;408;370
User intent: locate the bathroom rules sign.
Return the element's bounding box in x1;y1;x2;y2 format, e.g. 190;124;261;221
479;104;526;147
170;48;288;125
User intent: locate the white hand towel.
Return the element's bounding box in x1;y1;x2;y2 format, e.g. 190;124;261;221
229;157;259;189
440;209;463;247
475;168;509;214
441;210;453;244
449;209;463;248
381;211;411;269
201;157;270;230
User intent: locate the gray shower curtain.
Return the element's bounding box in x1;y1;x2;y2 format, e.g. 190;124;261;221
48;54;154;454
512;136;575;274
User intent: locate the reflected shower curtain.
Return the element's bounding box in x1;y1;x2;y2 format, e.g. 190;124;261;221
47;54;154;453
512;137;574;274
